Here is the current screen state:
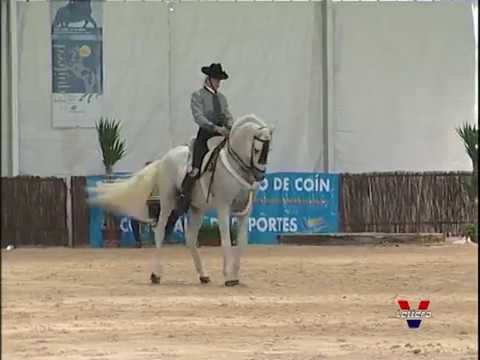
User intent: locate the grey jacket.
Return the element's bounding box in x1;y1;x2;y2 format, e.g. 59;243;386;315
191;88;234;133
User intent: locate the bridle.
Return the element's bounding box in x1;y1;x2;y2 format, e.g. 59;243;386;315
226;126;271;182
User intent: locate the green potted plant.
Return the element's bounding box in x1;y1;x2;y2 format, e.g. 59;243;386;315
96;117;127;247
456;123;478;190
456;122;478;242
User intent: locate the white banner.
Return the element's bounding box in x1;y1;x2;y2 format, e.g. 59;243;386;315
50;0;103;128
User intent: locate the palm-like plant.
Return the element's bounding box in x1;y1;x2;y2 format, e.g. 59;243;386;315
456;122;478;242
96;117;127;176
456;122;478;173
95;117;127;243
456;123;478;196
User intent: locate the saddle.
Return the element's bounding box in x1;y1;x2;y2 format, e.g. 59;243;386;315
186;136;225;175
185;136;227;202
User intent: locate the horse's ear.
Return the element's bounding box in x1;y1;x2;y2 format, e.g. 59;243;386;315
270;125;275;135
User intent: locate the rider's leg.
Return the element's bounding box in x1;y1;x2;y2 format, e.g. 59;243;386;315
177;129;211;213
164;129;212;238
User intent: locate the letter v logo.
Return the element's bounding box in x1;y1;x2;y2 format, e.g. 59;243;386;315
397;299;431;329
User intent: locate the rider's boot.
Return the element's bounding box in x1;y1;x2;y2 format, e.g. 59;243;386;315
177;169;198;215
163;169;198;239
164;210;179;239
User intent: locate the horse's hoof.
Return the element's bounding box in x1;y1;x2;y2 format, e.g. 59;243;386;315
150;273;161;284
225;280;240;287
200;276;211;284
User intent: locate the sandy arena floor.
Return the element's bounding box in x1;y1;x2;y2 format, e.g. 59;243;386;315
2;243;478;360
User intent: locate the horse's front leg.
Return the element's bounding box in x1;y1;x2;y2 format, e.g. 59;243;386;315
232;215;249;282
186;209;210;284
218;206;238;286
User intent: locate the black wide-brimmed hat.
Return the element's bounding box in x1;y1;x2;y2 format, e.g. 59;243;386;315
201;63;229;80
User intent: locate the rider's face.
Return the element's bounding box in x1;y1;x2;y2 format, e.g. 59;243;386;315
209;78;221;90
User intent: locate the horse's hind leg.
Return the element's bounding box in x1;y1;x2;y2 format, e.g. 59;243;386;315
150;198;174;284
186;209;209;284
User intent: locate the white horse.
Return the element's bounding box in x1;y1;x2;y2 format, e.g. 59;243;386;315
89;114;273;286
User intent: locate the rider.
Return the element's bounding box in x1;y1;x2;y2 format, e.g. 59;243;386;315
164;63;234;236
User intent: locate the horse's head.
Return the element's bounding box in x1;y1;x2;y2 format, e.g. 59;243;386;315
228;114;274;182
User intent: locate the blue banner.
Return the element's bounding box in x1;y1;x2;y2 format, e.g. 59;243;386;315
244;172;339;243
87;175;138;248
87;173;339;247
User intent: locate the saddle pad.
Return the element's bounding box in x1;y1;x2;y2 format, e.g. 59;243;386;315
207;136;224;151
186;136;225;174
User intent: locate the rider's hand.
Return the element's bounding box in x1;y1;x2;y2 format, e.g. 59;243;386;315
215;126;229;137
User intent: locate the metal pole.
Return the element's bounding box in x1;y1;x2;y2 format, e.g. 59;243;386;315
9;0;20;176
167;1;174;149
321;0;335;172
1;0;11;176
66;176;73;247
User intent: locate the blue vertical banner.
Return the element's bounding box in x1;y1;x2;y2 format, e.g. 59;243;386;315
50;0;103;128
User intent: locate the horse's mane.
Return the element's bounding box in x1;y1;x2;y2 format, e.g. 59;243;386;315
230;114;267;137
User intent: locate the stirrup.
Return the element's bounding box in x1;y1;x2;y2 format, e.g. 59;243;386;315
177;192;191;215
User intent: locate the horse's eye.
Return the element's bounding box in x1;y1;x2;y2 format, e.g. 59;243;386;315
254;149;260;154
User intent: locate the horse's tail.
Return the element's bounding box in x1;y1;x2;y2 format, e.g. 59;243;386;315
87;160;162;222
